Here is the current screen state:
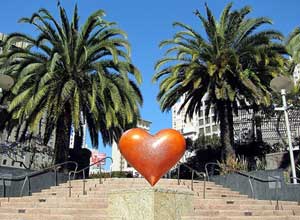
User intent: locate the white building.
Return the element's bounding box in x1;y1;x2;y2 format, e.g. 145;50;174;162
69;123;88;149
293;64;300;83
111;119;152;176
172;95;220;141
172;95;220;163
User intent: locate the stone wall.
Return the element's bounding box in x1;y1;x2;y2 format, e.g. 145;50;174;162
211;169;300;201
0;166;68;197
265;151;299;170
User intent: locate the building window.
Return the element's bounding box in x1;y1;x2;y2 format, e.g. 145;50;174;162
199;128;204;136
2;159;7;165
205;117;210;124
199;119;204;126
12;161;15;166
213;125;218;132
206;126;211;133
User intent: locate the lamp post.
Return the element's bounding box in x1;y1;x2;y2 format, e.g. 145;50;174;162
270;76;297;184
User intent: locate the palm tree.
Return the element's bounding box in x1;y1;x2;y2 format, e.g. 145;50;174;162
285;27;300;73
153;3;286;159
0;4;143;164
284;28;300;105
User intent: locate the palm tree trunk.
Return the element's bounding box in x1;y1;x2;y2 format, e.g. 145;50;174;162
73;125;83;151
54;104;72;168
217;100;235;159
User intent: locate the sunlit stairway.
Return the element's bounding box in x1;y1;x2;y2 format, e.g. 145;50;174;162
0;178;299;219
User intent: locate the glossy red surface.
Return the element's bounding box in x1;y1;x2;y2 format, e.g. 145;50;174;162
118;128;186;186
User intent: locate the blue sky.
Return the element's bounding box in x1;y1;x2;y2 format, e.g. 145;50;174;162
0;0;299;169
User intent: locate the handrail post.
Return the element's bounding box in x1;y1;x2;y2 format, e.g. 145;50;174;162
248;176;254;199
54;168;58;186
275;179;279;210
177;164;180;185
2;178;6;198
28;176;31;196
83;169;86;195
20;177;28;197
191;170;194;191
68;173;72;197
102;164;106;182
110;165;112;178
99;164;102;184
203;174;206;199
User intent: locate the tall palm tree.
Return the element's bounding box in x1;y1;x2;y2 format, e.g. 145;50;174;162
0;4;143;164
153;3;286;159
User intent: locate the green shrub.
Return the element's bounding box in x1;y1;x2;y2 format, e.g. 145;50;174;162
89;171;133;179
217;155;249;175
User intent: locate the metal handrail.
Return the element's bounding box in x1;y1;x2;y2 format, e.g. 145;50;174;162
205;162;220;181
176;162;207;199
0;161;78;197
290;176;300;183
204;162;282;210
68;157;113;197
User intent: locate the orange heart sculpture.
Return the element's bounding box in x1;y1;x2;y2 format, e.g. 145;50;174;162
118;128;186;186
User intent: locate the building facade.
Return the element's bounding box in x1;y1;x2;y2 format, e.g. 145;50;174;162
111;119;152;176
69;123;88;149
172;95;220;141
89;150;106;174
293;64;300;83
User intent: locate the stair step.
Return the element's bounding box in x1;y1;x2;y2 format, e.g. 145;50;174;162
194;198;299;205
194;209;298;216
182;216;300;220
0;213;122;220
0;202;107;208
194;204;300;210
0;213;74;220
0;208;107;215
1;177;299;220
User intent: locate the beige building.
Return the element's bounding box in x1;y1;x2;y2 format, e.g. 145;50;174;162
111;119;152;176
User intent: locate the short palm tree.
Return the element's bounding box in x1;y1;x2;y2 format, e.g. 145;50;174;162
0;4;142;164
153;3;286;159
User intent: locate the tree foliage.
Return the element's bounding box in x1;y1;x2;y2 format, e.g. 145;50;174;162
0;4;142;164
153;3;286;158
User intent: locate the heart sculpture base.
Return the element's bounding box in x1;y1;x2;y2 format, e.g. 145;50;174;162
118;128;186;186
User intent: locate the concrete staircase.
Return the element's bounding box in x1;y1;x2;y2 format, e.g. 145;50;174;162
0;178;299;219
